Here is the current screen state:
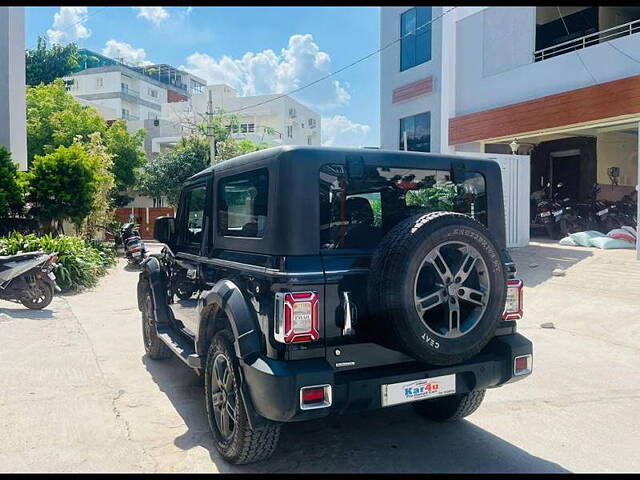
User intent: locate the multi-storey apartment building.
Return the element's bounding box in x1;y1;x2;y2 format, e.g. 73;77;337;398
156;83;321;155
381;6;640;254
63;49;206;123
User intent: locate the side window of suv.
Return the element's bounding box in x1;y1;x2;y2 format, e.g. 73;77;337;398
177;184;207;251
218;168;269;238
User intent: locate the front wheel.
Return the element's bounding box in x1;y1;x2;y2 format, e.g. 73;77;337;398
21;280;54;310
205;330;281;464
412;389;486;421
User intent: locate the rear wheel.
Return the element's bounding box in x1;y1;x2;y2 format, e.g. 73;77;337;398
413;389;486;421
21;279;53;310
205;330;281;464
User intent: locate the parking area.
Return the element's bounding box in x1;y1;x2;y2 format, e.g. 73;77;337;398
1;241;639;473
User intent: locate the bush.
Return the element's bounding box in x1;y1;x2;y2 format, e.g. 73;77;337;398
0;232;116;292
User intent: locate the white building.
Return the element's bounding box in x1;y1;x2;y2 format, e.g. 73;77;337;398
381;6;640;254
63;49;206;123
0;6;27;171
157;84;321;154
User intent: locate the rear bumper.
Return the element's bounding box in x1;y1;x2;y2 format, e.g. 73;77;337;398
241;333;532;423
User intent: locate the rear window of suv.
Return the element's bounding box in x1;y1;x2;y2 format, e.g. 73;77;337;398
319;164;486;250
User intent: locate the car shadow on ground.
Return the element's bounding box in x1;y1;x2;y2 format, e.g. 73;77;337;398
0;305;54;320
142;355;570;473
509;239;594;288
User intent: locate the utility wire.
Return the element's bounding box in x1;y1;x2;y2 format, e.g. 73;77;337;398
220;7;457;116
556;6;599;85
39;7;109;44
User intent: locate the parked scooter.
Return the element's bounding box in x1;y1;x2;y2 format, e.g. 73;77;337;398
0;251;61;309
120;223;147;267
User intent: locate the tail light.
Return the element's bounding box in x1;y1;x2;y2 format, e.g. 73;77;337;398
47;254;57;266
503;279;523;321
274;291;319;344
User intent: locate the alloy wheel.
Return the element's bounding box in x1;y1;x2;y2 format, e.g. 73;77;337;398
210;353;237;442
414;241;490;339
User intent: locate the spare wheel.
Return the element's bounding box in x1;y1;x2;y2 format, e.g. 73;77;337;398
368;211;507;366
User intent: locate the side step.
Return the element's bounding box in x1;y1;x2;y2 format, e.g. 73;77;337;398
156;325;202;368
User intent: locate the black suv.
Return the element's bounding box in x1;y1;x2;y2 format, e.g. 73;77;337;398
137;146;532;464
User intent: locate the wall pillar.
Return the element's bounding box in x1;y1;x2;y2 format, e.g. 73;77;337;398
0;7;27;170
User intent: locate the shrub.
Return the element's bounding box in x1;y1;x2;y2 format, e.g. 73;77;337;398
0;232;116;292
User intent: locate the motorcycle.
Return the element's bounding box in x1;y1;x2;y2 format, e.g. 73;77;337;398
120;223;147;267
0;251;61;309
530;183;564;240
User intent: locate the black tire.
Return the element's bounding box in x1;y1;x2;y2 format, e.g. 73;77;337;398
368;212;507;366
175;284;194;300
545;223;561;240
21;280;54;310
141;288;172;360
413;389;486;421
205;330;281;465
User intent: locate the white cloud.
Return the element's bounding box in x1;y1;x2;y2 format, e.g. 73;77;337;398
182;34;350;110
102;40;152;66
133;7;169;26
47;7;91;45
321;115;372;147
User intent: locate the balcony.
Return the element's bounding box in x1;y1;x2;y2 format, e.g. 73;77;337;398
121;86;140;98
534;18;640;62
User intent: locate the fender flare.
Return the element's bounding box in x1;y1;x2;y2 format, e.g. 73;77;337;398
138;256;170;325
196;279;262;363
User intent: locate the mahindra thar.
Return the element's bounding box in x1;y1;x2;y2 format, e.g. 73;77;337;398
137;146;532;464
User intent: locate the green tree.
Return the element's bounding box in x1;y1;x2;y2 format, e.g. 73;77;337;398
0;147;25;216
214;136;270;163
26;79;107;166
25;36;79;86
79;133;116;238
104;120;146;206
138;135;211;207
25;143;102;232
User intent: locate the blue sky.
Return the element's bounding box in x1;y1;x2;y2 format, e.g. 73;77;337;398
26;6;381;147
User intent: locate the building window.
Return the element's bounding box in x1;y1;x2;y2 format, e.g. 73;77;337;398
153;197;164;207
289;108;297;118
64;79;75;92
400;7;432;71
122;108;130;120
218;169;269;238
239;123;255;133
147;87;158;98
307;136;312;145
287;125;293;138
96;77;103;88
399;112;430;152
148;112;158;120
308;118;316;128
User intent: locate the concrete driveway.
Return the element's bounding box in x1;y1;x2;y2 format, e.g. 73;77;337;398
1;241;639;473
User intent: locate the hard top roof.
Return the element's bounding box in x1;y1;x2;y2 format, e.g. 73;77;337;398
186;145;492;183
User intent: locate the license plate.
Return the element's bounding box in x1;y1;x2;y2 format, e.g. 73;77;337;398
381;374;456;407
596;208;608;216
132;251;141;257
539;211;551;218
553;209;563;216
48;272;56;281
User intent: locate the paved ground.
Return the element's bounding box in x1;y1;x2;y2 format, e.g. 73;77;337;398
1;240;639;473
